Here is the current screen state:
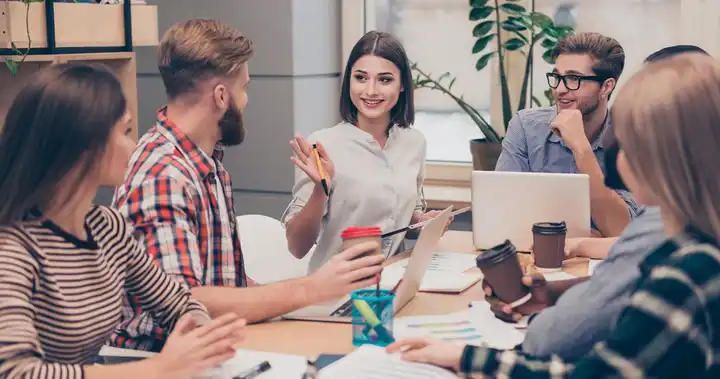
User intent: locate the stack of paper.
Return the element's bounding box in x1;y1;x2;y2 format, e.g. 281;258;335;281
381;252;483;293
99;346;307;378
319;345;458;379
394;309;525;350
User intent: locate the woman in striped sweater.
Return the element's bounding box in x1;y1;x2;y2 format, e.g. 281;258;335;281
0;63;245;378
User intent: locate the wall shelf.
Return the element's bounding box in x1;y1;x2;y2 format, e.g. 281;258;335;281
0;1;159;141
0;1;158;53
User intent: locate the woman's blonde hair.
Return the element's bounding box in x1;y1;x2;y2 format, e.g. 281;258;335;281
612;53;720;240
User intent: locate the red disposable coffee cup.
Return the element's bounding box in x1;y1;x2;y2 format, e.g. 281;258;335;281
341;226;383;281
341;226;382;254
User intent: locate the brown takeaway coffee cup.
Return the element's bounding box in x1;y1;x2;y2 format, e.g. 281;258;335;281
532;221;567;271
475;239;531;307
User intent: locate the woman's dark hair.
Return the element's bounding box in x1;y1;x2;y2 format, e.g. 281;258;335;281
0;62;127;226
339;30;414;128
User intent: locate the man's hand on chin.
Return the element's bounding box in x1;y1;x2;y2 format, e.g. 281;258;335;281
551;109;592;154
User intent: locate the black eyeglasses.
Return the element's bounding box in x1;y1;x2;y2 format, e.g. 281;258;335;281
546;72;606;91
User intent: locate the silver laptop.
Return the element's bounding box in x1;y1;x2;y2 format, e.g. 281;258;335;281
471;171;591;252
281;206;454;323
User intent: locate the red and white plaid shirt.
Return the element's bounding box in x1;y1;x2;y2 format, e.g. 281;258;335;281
111;107;246;352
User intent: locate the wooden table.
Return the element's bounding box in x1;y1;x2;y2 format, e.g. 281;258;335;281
236;231;589;357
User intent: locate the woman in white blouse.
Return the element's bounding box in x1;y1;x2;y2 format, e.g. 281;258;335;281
283;31;444;272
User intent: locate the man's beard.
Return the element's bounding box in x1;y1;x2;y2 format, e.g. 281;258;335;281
556;96;600;118
579;96;600;117
218;101;245;146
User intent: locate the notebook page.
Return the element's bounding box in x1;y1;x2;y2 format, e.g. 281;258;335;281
319;345;459;379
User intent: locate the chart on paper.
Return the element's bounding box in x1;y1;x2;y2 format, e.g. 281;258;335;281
402;317;484;345
395;310;525;350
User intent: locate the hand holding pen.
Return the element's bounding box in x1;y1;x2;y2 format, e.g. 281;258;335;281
289;135;335;196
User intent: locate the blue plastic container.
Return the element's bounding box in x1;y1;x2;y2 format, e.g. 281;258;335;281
350;289;395;347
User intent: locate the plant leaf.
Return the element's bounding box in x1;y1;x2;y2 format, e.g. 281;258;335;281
5;60;19;76
472;34;495;54
469;6;494;21
475;51;496;71
542;49;555;64
449;77;457;90
555;26;575;38
414;79;432;88
529;12;553;29
472;20;494;37
540;37;556;49
510;30;529;43
499;3;526;14
510;15;533;28
501;19;527;32
469;0;490;7
503;38;526;51
543;27;560;39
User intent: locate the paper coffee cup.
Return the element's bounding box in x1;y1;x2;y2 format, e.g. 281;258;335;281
341;226;382;256
475;239;530;308
341;226;383;281
532;222;567;271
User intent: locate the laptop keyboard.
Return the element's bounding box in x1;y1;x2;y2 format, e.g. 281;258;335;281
330;299;353;317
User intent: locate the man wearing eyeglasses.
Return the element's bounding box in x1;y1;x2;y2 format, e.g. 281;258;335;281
495;32;639;237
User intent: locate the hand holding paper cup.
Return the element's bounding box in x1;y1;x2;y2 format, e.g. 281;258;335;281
475;240;531;309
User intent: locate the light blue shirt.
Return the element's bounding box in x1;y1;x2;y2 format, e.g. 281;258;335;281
496;107;640;218
521;207;665;360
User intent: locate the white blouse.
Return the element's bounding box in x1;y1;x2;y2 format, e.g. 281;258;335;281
282;122;427;273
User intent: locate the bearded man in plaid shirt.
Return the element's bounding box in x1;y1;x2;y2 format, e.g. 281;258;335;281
110;19;385;352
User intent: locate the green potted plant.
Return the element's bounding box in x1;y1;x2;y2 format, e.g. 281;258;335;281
412;0;573;170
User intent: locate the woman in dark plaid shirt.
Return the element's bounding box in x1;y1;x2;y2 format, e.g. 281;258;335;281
387;54;720;378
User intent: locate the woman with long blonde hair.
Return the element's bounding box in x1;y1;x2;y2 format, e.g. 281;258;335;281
387;53;720;378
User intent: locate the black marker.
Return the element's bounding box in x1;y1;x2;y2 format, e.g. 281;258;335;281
233;360;271;379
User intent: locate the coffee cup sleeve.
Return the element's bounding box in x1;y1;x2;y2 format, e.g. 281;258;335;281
508;292;532;309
